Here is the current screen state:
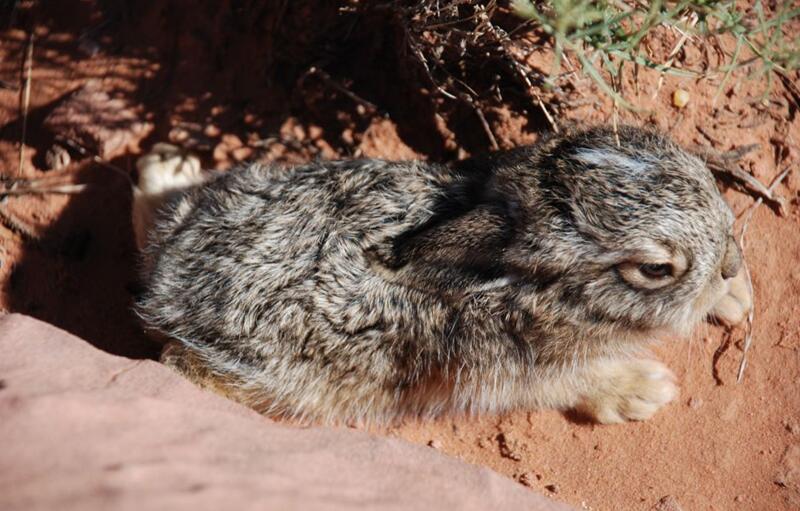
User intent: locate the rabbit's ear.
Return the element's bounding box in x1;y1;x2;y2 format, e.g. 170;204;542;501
366;166;514;275
394;203;513;269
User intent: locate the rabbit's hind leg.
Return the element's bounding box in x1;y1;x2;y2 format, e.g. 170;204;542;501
160;340;251;404
132;143;208;250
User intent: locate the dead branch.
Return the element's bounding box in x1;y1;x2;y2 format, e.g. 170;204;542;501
697;144;787;215
735;166;792;383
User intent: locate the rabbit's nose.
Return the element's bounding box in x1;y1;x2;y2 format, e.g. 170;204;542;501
720;236;742;279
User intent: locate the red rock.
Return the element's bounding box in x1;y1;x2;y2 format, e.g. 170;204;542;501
0;314;569;511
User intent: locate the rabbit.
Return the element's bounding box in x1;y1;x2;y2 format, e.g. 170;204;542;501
131;125;752;425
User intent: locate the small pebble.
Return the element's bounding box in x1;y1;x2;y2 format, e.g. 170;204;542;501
545;484;559;494
497;433;524;461
204;124;221;138
44;144;70;170
518;472;534;487
653;495;684;511
292;124;306;141
168;127;190;143
688;397;703;409
231;146;253;162
427;439;442;449
672;89;690;109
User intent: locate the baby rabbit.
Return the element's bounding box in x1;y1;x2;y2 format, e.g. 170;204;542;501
133;126;751;424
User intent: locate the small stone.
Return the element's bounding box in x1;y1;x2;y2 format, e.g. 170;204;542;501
213;134;246;163
291;124;306;141
497;432;524;461
426;439;442;450
168;127;190;143
308;125;323;139
672;89;690;109
688;397;703;409
652;495;683;511
220;134;244;149
785;421;800;434
544;484;558;494
204;124;221;138
518;472;534;487
341;128;355;146
231;146;253;162
44;144;70;171
734;495;745;503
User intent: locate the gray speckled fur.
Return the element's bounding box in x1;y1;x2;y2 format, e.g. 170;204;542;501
136;126;737;423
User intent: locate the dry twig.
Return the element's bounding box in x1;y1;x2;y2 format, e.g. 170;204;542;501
698;143;787;214
17;32;34;177
473;106;499;150
0;181;88;196
735;166;791;383
304;66;379;114
652;14;697;100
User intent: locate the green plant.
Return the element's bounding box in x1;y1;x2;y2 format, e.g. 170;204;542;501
510;0;800;107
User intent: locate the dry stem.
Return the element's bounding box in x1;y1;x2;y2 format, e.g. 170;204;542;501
735;166;791;383
17;32;34;177
698;143;787;214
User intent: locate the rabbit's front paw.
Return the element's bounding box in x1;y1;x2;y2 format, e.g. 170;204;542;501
136;143;205;197
710;268;752;326
580;359;678;424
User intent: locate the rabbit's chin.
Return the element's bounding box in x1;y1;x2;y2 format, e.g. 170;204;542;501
641;283;730;340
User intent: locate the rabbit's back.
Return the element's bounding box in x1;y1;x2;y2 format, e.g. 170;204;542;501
136;159;467;420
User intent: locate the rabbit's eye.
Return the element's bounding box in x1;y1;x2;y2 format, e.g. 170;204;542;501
617;245;686;290
639;263;673;279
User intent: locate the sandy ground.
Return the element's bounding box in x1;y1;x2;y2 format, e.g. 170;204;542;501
0;2;798;510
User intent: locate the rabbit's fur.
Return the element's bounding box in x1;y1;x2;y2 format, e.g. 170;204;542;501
133;126;750;424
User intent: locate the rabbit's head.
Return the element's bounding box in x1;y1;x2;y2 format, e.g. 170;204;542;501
493;126;740;337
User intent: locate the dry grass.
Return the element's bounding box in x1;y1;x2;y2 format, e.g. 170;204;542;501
16;31;33;176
